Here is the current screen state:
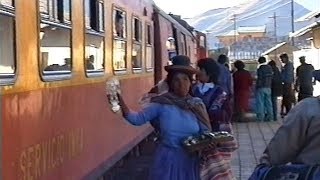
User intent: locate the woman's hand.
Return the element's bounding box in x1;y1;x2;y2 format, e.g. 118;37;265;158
106;92;130;117
203;142;217;151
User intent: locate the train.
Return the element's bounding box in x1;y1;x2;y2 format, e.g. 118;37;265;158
0;0;207;179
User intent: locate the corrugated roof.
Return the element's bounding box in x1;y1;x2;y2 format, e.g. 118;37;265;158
295;11;320;22
218;30;239;37
289;21;320;38
238;25;266;33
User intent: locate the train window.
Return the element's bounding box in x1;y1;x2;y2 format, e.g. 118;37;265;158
85;0;104;32
39;0;71;24
57;0;71;23
113;40;126;72
85;35;104;74
39;0;49;15
113;8;127;73
132;43;142;72
39;0;72;81
199;36;205;47
1;0;14;7
98;2;104;31
180;33;186;55
133;18;141;42
146;24;152;45
145;24;153;71
85;0;105;76
0;5;16;85
113;9;126;38
132;17;142;72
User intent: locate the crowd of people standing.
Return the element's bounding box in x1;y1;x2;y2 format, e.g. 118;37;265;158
252;53;317;122
107;53;319;180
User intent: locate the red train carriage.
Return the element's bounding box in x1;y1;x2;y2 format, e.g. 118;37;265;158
153;5;197;83
194;30;208;60
0;0;206;179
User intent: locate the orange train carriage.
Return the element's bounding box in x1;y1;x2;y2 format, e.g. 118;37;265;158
0;0;207;179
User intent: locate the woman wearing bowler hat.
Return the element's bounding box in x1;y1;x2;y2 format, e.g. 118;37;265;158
116;60;212;180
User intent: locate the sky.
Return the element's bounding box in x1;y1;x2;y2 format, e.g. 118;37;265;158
153;0;320;18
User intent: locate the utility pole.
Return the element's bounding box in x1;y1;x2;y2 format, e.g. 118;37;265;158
269;12;278;60
291;0;295;46
230;14;237;60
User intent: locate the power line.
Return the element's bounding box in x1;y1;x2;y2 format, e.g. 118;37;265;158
204;0;294;34
230;14;237;60
291;0;295;46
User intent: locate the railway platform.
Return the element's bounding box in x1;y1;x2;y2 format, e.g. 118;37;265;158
105;121;283;180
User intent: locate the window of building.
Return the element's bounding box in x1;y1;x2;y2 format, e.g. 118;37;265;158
84;0;105;76
113;8;127;73
39;0;72;81
145;24;153;71
0;3;15;85
132;17;142;72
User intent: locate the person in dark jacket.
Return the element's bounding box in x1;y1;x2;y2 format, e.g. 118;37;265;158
268;60;282;121
295;56;315;102
314;70;320;83
280;53;295;116
256;57;274;122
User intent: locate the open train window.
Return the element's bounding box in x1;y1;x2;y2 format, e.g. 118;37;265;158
1;0;14;7
0;1;16;86
199;36;205;47
84;0;105;77
112;8;127;74
145;23;153;72
39;0;71;24
39;0;72;81
132;17;142;73
180;33;186;55
85;0;104;32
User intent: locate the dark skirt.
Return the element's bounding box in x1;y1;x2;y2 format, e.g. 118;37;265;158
149;144;200;180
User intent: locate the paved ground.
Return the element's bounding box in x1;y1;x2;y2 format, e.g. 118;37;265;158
231;121;282;180
107;121;283;180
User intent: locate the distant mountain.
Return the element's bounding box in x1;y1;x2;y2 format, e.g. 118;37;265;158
186;0;311;49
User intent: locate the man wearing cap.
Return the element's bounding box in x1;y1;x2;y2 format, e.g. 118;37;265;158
295;56;315;102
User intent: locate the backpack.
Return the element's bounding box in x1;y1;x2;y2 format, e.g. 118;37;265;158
249;164;320;180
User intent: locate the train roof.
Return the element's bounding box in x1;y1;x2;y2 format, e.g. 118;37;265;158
152;4;194;38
